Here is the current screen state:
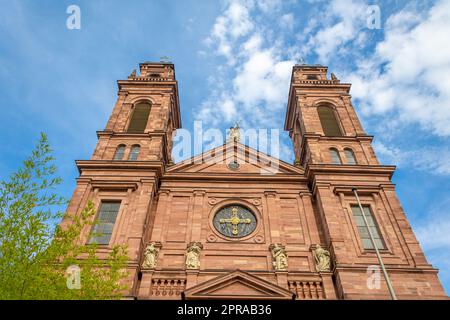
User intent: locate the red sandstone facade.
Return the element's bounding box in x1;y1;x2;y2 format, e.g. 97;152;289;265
64;62;446;299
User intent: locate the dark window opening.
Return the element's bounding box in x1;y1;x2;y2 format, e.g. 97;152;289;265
127;103;151;133
317;106;342;136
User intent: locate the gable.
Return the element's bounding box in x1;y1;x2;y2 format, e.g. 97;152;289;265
183;270;294;300
168;142;303;175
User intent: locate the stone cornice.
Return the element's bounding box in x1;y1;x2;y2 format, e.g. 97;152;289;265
117;79;177;86
75;160;164;177
303;134;374;142
306;164;396;179
293;80;352;88
306;164;396;196
91;181;138;191
162;172;307;183
96;130;169;138
333;186;381;195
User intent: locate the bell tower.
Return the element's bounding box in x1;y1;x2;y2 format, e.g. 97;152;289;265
285;64;378;167
64;62;181;297
284;64;446;299
92;62;181;164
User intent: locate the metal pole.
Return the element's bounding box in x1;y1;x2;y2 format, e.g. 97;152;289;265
352;188;397;300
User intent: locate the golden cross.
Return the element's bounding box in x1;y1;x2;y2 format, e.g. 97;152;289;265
219;207;251;235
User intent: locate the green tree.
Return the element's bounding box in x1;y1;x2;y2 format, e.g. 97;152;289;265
0;133;128;299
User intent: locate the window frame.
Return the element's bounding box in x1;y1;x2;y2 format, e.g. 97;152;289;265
113;144;126;160
128;144;141;161
329;148;342;164
344;148;357;164
350;204;386;251
87;200;122;246
126;102;151;133
317;105;343;137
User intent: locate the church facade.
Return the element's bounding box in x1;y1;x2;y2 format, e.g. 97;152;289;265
64;62;446;299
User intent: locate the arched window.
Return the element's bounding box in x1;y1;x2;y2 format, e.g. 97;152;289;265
344;148;357;164
127;102;151;133
113;144;126;160
317;105;342;136
128;145;140;161
329;148;342;164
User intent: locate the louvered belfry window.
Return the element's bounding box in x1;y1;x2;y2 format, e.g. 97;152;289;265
127;102;151;133
317;106;342;136
88;201;121;245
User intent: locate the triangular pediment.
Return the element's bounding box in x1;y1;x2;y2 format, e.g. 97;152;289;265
183;270;294;300
168;142;303;175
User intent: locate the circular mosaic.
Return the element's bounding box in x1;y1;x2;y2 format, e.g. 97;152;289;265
213;205;257;238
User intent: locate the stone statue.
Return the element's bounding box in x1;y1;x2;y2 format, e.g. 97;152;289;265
186;242;202;270
142;242;160;269
166;66;174;79
129;69;136;78
313;244;331;272
331;73;338;81
228;122;241;142
270;244;288;271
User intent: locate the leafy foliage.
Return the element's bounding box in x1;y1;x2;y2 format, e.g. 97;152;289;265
0;133;128;299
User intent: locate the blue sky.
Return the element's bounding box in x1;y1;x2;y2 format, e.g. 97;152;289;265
0;0;449;294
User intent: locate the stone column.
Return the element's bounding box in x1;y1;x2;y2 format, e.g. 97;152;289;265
190;190;206;242
300;192;321;246
320;273;337;299
150;190;170;242
275;271;289;289
185;270;200;289
264;191;281;244
138;270;155;298
314;184;346;262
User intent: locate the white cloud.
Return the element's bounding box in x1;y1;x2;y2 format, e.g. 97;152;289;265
415;197;450;250
233;49;294;108
416;220;450;251
349;0;450;136
194;0;296;161
373;141;450;175
280;13;294;30
196;0;450;168
206;0;255;64
304;0;368;63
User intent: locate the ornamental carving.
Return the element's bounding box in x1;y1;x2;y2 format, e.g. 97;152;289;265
270;243;288;271
142;242;161;269
312;244;331;272
186;242;203;270
213;205;257;238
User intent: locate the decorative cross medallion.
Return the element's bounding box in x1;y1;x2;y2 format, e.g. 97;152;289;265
219;207;251;235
